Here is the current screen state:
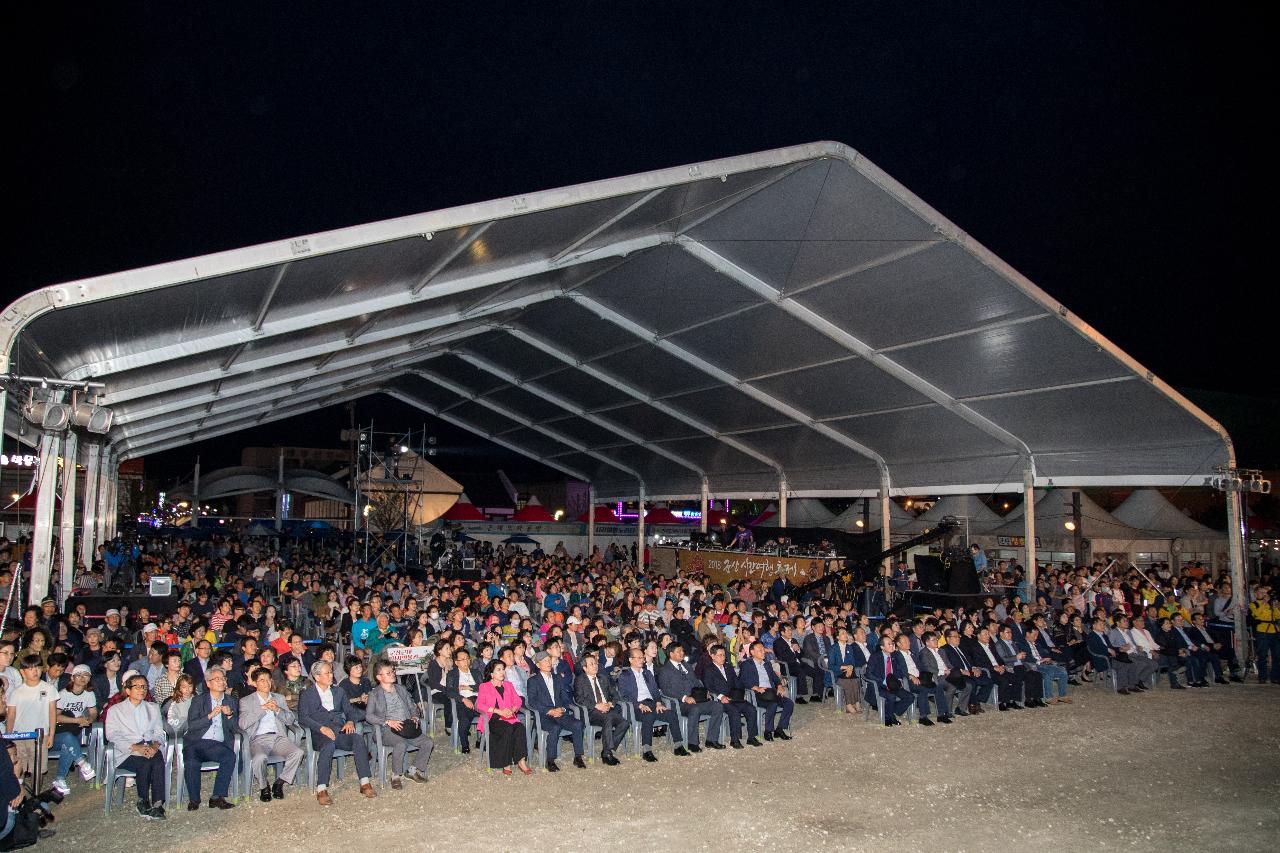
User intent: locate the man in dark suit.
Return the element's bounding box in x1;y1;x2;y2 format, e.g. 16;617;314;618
1086;619;1139;693
183;668;240;810
702;644;760;748
183;639;214;690
618;648;690;761
941;629;991;714
800;619;833;699
527;651;586;771
994;625;1046;707
737;641;794;740
972;627;1024;710
917;630;963;718
657;644;725;751
298;661;375;805
773;624;821;703
1188;613;1230;684
866;635;914;726
573;654;628;765
278;633;315;675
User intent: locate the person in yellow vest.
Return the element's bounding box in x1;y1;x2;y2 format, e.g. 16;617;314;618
1249;587;1280;685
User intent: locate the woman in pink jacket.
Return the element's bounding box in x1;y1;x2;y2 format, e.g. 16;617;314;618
475;659;531;776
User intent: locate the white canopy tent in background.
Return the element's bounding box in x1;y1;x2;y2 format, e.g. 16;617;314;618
829;498;916;533
0;140;1246;646
897;494;1005;536
751;498;837;528
1110;488;1227;568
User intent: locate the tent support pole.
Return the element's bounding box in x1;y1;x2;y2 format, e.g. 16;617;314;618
699;479;709;534
29;425;63;606
1224;450;1250;670
80;441;101;570
637;484;646;570
1023;460;1037;599
778;475;788;529
58;431;79;608
587;484;596;561
879;469;891;579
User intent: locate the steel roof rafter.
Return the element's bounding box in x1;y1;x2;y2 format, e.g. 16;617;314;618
563;292;891;480
64;233;666;382
501;325;783;473
680;238;1035;461
414;367;643;481
449;350;706;478
384;389;597;485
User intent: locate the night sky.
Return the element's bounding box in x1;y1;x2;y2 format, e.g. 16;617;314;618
8;4;1273;483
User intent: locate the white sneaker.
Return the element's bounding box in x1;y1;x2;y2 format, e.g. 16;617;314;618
78;760;97;781
52;778;71;796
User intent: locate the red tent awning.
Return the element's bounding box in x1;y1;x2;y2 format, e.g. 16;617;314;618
578;505;620;523
512;496;557;523
10;492;61;511
441;493;486;521
644;506;684;524
704;508;731;527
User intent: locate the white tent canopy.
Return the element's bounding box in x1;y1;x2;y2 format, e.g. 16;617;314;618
753;498;837;528
2;141;1232;502
830;498;916;533
1111;488;1224;539
898;494;1005;535
1;141;1245;611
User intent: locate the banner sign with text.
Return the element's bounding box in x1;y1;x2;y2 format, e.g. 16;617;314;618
669;548;837;586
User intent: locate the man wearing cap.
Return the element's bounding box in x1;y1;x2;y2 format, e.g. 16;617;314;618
52;664;99;795
527;650;586;771
101;608;126;645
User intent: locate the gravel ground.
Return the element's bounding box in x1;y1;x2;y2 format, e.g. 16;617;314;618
48;683;1280;853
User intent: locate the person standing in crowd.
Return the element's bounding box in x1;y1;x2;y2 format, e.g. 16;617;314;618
1250;586;1280;684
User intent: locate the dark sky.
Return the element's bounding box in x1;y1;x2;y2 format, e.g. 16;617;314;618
8;4;1272;482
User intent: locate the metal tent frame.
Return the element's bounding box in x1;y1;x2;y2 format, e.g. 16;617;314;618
0;140;1247;650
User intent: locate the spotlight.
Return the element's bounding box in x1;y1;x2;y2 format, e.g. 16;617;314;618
22;400;72;430
1064;520;1077;532
72;399;114;433
854;518;865;529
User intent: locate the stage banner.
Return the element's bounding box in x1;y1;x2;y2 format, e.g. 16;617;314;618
668;548;831;585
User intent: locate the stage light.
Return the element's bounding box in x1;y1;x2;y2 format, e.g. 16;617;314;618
9;493;19;502
72;399;114;433
855;518;865;529
22;400;72;431
1064;520;1077;532
399;445;409;453
554;509;564;520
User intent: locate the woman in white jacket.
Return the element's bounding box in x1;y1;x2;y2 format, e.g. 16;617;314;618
104;673;168;820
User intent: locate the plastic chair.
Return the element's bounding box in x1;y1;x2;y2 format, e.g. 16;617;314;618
372;715;424;783
241;724;307;794
533;705;583;766
1088;654;1119;692
173;732;243;805
303;723;364;788
575;704;604;763
102;733;171;814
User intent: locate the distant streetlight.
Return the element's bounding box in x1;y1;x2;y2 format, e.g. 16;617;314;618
1064;520;1077;532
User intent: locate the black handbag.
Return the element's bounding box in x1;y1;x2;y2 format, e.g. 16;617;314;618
690;687;710;703
885;675;903;693
396;718;422;740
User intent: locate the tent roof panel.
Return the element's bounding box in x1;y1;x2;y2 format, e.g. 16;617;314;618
2;141;1230;498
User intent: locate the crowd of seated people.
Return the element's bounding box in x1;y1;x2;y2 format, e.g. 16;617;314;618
0;529;1276;838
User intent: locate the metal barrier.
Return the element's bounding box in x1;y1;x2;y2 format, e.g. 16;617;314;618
3;729;45;794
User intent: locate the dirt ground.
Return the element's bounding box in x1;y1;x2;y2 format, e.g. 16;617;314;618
49;682;1280;853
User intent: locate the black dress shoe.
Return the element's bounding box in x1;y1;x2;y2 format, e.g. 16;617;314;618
884;719;900;727
730;740;744;749
1117;688;1130;695
546;760;560;772
937;715;953;724
673;746;691;757
260;786;272;802
1067;678;1082;686
1009;703;1025;710
705;741;725;750
1215;678;1229;685
774;729;791;741
602;753;620;766
642;751;658;762
763;731;774;741
209;797;235;810
186;802;200;812
919;717;935;726
687;744;702;753
794;698;808;705
573;756;587;769
954;709;969;717
1170;683;1186;690
746;737;764;747
1229;675;1244;683
272;779;286;800
998;703;1009;711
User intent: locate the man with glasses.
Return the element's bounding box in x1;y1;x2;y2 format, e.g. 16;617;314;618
103;674;167;820
183;639;215;687
182;668;239;810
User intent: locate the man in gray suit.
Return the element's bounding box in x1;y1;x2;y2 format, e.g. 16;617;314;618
239;668;305;801
1108;615;1157;689
916;631;963;720
657;644;725;750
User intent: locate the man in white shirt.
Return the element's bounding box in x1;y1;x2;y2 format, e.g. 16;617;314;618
895;635;948;725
